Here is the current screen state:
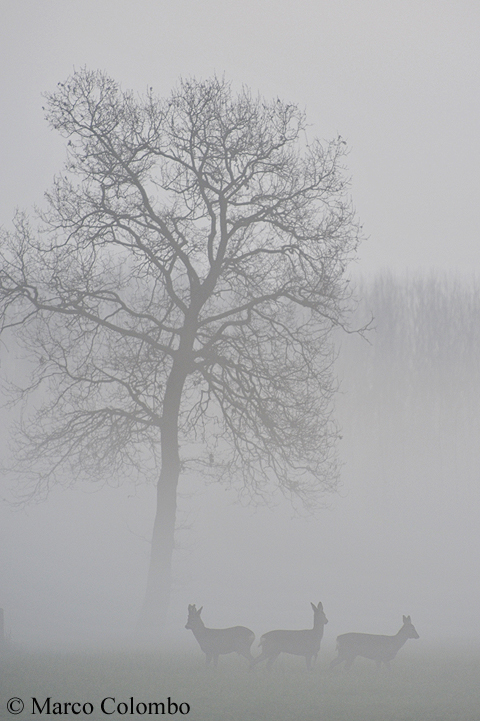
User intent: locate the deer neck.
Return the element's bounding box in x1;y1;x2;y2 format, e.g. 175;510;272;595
394;626;410;649
190;620;207;641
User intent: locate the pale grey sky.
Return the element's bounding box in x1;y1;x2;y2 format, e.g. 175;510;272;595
1;0;479;273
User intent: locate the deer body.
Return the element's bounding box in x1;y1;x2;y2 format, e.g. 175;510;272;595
185;604;255;667
251;602;328;670
330;615;419;670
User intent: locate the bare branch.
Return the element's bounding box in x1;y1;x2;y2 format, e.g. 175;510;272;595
1;70;360;511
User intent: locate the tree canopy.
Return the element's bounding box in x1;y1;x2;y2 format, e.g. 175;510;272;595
0;70;360;628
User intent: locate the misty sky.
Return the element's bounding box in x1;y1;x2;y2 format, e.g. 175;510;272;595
1;1;480;649
1;0;479;274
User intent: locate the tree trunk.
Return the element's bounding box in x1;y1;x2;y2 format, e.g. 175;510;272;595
136;360;187;637
136;465;179;636
0;608;4;652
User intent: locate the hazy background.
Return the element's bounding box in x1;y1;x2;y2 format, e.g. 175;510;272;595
1;0;479;650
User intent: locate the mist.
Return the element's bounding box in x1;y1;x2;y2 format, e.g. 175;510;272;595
1;271;478;652
1;8;479;721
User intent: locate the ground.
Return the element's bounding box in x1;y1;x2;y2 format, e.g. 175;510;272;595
0;643;478;721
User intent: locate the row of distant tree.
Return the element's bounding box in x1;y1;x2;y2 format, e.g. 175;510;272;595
336;272;480;484
341;272;480;400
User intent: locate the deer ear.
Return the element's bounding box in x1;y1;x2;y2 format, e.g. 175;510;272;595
197;606;203;615
403;615;407;622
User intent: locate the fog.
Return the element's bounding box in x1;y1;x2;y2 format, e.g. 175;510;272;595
1;273;479;651
1;0;480;660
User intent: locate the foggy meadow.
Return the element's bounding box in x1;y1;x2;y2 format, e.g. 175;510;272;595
1;271;479;720
4;271;476;644
1;1;479;718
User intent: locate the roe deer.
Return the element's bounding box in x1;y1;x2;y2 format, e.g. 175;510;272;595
251;602;328;671
185;604;255;667
330;615;420;670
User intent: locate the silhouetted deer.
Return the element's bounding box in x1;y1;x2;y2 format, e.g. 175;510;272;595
330;615;420;670
185;604;255;667
251;601;328;670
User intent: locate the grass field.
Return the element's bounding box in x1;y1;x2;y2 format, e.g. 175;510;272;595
1;643;479;721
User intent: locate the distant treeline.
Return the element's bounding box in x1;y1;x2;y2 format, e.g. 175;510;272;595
336;272;480;485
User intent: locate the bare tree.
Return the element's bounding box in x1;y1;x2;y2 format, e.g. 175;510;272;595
0;70;360;632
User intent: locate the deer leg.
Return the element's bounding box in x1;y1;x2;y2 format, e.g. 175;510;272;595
330;655;342;669
250;652;265;669
344;655;355;670
310;652;319;671
239;649;254;662
266;653;279;671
